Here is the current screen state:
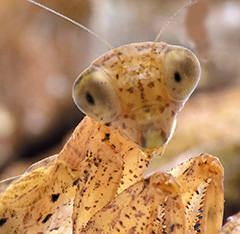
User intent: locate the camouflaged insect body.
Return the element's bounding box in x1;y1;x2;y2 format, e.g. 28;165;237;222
0;116;151;233
0;117;224;233
0;28;224;234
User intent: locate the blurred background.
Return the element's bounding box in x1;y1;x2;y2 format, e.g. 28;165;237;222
0;0;239;223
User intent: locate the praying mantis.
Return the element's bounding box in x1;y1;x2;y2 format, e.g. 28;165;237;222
0;1;226;233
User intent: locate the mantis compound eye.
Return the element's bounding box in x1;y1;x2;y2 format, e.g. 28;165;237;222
73;67;120;122
163;45;201;102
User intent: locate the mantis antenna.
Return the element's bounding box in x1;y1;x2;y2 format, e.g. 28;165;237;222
154;0;199;43
27;0;115;51
28;0;199;59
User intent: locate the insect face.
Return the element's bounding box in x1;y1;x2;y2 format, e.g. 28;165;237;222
73;42;200;151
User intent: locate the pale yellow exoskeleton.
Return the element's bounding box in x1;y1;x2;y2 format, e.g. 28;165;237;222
0;1;225;234
73;42;200;155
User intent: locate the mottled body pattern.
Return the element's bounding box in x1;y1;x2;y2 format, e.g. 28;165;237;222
73;42;200;153
0;117;224;233
0;133;224;233
0;3;225;233
0;117;150;233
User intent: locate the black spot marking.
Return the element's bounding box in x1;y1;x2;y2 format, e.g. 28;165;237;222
116;74;119;79
73;178;79;186
110;61;118;68
86;92;95;105
143;105;150;113
104;122;111;127
42;214;52;223
137;80;145;100
174;72;181;82
183;167;191;175
132;206;137;211
0;218;7;226
147;81;155;88
102;53;117;64
199;209;204;213
127;87;134;93
145;178;150;184
170;224;175;232
101;133;110;142
136;44;152;51
160;106;165;113
194;222;201;230
119;220;124;227
50;227;60;231
51;193;60;203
